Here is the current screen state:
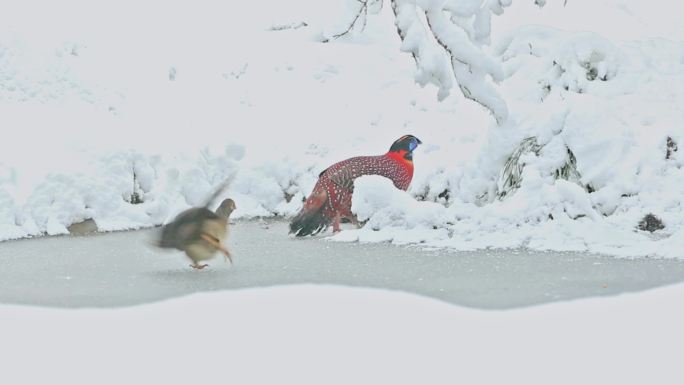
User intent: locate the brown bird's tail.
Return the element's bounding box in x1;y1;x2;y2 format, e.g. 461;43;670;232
158;223;184;250
201;178;234;209
157;208;214;250
289;188;330;236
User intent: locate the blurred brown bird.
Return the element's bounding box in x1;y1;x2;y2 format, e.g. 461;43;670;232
158;195;237;270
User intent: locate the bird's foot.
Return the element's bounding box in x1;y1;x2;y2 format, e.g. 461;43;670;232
222;250;233;265
190;263;209;270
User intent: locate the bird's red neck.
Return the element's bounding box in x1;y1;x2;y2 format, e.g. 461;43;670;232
386;150;414;176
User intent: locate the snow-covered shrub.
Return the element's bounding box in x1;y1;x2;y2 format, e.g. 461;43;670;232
497;26;623;102
497;137;541;198
541;33;620;95
638;213;665;233
0;187;27;240
483;23;684;244
227;148;329;218
666;137;677;160
98;151;157;205
497;136;582;199
23;173;104;235
0;145;244;238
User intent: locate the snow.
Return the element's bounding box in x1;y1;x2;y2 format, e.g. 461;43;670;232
2;2;682;380
1;0;683;258
394;0;511;121
1;283;682;384
346;175;678;256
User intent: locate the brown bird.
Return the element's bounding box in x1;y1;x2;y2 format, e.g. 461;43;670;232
158;195;237;270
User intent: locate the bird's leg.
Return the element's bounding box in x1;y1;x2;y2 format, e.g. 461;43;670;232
200;234;233;265
350;215;362;229
332;213;342;233
190;263;209;270
222;249;233;265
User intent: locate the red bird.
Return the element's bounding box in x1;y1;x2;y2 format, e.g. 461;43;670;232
290;135;422;236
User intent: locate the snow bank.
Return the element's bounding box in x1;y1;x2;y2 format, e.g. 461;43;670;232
1;0;683;258
0;0;479;240
1;284;682;384
333;1;684;258
3;146;243;237
344;173;662;256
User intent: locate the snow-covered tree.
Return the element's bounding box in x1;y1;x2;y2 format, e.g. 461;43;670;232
331;0;546;124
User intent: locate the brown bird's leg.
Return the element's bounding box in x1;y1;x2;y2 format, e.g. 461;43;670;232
200;234;233;265
190;263;209;270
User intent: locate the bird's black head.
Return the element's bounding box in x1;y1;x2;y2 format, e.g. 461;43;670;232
389;135;422;160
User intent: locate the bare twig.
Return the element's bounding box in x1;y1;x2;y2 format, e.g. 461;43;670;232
326;0;369;42
268;21;308;32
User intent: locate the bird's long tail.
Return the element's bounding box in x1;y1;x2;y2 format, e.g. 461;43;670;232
289;188;329;236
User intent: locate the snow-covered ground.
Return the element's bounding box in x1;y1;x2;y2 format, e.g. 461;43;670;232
3;2;683;382
1;282;682;385
1;0;682;257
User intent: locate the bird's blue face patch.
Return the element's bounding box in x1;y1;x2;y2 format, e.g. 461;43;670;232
408;137;421;152
389;135;422;155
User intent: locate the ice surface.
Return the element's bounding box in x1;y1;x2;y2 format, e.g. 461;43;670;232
2;220;684;309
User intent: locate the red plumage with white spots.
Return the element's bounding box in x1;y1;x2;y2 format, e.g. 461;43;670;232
290;135;422;236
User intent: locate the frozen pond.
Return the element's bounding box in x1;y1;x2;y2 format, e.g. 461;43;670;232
2;220;684;309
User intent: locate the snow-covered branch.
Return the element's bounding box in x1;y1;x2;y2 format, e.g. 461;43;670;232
335;0;546;124
391;0;527;123
423;4;508;123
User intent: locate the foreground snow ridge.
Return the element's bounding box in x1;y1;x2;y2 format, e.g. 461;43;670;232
1;284;682;384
